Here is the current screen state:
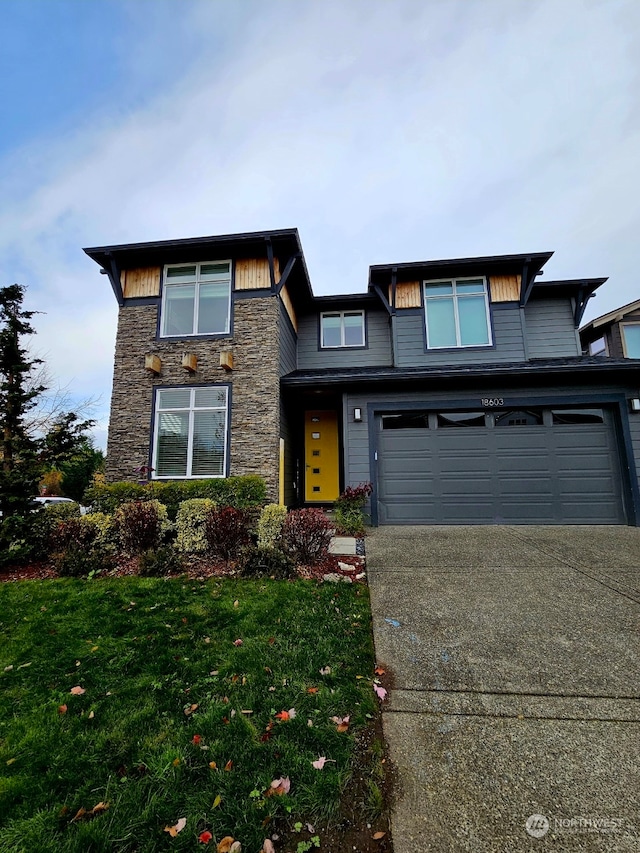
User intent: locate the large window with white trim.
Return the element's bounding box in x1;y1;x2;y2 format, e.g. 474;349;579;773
621;323;640;358
424;278;491;348
161;262;231;337
153;387;228;478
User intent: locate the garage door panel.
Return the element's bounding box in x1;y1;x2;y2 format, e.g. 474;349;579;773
377;408;626;525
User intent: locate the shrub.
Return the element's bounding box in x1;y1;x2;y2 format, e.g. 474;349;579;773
82;512;118;553
282;508;332;565
51;516;96;552
84;476;266;518
114;500;171;554
204;506;250;562
256;503;288;550
175;498;216;553
334;482;373;537
240;545;296;579
54;546;112;578
138;546;183;577
45;501;81;520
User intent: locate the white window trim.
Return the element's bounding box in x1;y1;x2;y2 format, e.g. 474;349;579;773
588;335;608;356
151;386;229;479
320;310;366;348
160;260;232;337
621;322;640;358
424;276;492;349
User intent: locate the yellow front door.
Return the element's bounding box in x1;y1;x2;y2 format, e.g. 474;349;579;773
304;410;340;502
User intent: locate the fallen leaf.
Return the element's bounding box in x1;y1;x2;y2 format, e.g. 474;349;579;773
192;734;202;745
373;684;388;701
210;670;219;676
91;646;99;652
373;831;386;840
241;709;253;715
233;639;243;647
306;687;319;694
267;636;275;645
233;600;239;608
172;758;181;767
330;714;350;732
91;802;109;816
312;756;336;770
212;794;222;808
287;708;296;719
319;666;331;676
3;665;13;672
275;710;290;722
204;637;211;644
268;776;291;796
261;841;275;853
229;843;241;853
18;662;32;669
217;837;235;853
58;704;68;714
70;686;85;695
184;703;199;716
374;666;386;676
88;710;95;719
6;758;16;766
224;759;233;771
199;830;213;844
209;761;217;770
75;660;81;667
164;817;187;837
70;807;87;823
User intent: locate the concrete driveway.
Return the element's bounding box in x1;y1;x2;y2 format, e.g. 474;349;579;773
367;526;640;852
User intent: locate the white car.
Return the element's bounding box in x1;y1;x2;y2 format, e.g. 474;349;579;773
30;497;88;515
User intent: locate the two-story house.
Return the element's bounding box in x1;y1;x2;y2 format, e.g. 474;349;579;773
85;228;640;527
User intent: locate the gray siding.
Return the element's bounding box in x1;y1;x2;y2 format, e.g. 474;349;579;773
395;303;526;367
279;301;297;376
525;298;580;358
297;309;392;370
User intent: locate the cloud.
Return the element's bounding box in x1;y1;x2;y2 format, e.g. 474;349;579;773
0;0;639;450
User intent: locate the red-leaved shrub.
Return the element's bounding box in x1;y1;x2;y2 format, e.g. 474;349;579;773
114;500;165;553
204;506;250;562
282;508;331;565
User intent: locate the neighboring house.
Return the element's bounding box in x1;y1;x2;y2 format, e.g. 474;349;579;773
580;298;640;359
85;229;640;527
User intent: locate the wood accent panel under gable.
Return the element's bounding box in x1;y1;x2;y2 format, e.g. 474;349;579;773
235;257;280;290
489;274;521;303
279;283;298;332
386;281;422;309
121;267;161;298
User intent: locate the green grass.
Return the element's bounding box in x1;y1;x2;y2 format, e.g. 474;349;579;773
0;578;376;852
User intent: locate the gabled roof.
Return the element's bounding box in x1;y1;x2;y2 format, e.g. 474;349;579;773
84;228;314;307
580;298;640;335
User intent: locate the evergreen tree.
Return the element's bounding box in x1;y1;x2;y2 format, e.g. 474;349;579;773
0;285;45;516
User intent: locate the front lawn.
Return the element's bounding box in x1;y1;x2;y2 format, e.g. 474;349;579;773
0;577;385;852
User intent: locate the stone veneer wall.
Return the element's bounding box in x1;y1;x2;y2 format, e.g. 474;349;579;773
106;297;281;502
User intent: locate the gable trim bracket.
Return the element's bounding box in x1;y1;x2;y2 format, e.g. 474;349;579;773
102;252;124;306
371;267;396;316
519;257;536;307
276;253;301;295
574;282;594;328
265;237;277;293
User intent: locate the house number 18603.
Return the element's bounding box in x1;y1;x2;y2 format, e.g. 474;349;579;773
481;398;504;407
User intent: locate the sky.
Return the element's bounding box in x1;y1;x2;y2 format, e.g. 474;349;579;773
1;0;639;450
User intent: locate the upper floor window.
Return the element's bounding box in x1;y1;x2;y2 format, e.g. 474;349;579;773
321;311;365;348
621;323;640;358
588;336;608;357
161;262;231;337
424;278;491;348
153;386;228;478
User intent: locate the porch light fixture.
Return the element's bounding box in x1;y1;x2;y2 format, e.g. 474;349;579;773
354;407;362;422
630;398;640;412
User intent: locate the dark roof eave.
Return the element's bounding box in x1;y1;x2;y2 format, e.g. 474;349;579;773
281;358;640;388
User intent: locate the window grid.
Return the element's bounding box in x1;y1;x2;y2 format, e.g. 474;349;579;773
161;261;231;337
320;311;365;348
424;277;492;349
153;387;228;479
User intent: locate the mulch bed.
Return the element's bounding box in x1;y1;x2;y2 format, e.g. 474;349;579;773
0;553;366;583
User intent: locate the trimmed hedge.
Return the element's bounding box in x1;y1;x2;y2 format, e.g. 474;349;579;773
83;476;266;518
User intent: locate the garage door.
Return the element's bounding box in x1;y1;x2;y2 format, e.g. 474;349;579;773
377;407;626;524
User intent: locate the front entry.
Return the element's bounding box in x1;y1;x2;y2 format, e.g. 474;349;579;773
304;410;340;502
